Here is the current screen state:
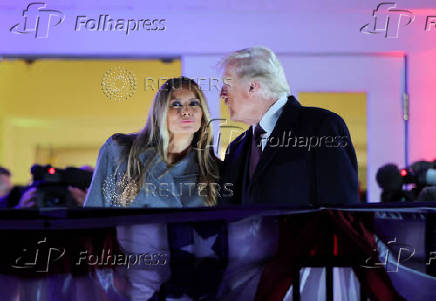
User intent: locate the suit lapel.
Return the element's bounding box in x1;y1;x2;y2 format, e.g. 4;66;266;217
251;96;301;184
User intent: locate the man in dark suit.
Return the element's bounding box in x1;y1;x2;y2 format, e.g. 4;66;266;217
219;47;359;206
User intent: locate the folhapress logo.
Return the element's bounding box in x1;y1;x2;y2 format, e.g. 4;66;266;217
10;2;65;38
360;2;415;38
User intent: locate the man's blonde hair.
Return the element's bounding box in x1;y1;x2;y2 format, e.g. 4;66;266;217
221;46;290;99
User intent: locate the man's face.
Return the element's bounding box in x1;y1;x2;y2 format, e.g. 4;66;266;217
0;174;12;197
220;65;254;124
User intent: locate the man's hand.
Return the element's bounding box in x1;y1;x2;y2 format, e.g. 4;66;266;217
15;187;37;208
68;186;88;206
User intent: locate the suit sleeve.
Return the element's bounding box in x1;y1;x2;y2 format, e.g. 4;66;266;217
314;113;359;205
84;138;112;207
218;145;235;206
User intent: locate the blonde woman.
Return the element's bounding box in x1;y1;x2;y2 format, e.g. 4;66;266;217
84;77;221;300
84;76;220;208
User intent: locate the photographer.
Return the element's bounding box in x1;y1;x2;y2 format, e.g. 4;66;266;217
7;165;93;209
0;166;12;198
377;160;436;202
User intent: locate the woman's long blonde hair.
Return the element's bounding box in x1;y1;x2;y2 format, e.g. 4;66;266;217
112;77;219;206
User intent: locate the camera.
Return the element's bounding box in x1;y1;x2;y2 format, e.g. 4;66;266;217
30;164;93;207
376;160;436;202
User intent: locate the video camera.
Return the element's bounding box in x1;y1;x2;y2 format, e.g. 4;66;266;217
400;161;436;186
376;160;436;202
30;164;93;207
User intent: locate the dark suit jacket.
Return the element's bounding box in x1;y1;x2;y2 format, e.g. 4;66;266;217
219;95;359;207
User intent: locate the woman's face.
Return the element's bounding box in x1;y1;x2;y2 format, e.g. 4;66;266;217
167;88;203;136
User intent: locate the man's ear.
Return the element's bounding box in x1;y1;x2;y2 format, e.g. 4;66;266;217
248;80;259;94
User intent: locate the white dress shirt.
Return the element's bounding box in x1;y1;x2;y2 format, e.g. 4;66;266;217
252;94;289;151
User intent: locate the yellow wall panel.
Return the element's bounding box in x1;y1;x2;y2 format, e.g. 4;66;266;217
0;59;181;184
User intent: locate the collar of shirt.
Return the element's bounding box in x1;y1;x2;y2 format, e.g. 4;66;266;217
252;94;289;150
